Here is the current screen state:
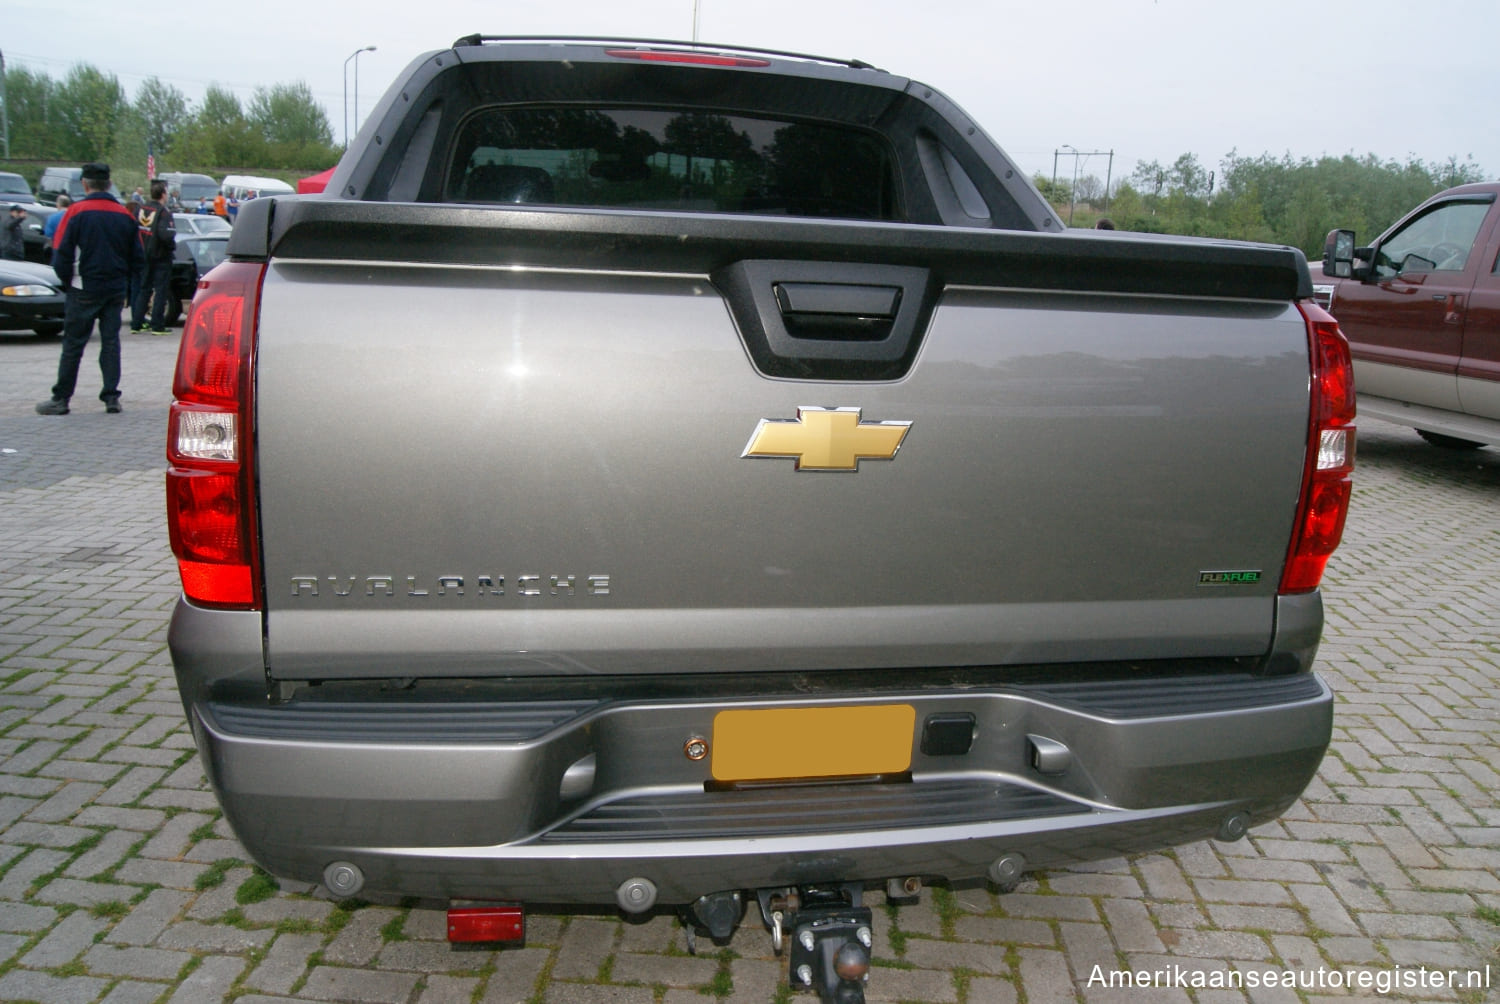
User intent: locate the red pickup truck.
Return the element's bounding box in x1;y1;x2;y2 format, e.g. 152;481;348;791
1318;182;1500;448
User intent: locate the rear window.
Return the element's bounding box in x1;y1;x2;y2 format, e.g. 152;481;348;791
178;178;220;202
444;107;902;222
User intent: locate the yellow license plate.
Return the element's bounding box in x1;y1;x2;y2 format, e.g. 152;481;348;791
711;705;916;782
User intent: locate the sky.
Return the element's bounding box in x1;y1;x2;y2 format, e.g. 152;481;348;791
7;0;1497;189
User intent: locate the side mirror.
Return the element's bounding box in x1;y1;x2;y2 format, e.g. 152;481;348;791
1322;229;1356;277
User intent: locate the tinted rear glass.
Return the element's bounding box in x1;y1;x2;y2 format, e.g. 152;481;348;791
445;107;901;222
178;179;220;202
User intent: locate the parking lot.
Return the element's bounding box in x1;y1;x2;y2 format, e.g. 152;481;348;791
1;326;1497;1003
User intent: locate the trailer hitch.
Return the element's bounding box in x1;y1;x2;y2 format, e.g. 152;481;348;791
758;884;872;1003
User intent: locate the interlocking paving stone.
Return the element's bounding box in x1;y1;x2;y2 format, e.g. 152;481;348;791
2;327;1499;1002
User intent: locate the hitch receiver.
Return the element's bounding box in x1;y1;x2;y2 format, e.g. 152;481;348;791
759;885;872;1003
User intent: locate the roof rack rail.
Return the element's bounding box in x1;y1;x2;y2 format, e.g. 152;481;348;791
449;35;883;72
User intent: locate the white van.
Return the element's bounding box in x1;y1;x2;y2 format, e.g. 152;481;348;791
220;174;295;201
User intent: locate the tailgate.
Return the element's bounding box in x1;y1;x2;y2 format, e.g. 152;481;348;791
252;213;1313;679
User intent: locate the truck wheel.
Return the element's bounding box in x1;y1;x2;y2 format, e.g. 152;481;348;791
1415;429;1484;450
166;297;183;327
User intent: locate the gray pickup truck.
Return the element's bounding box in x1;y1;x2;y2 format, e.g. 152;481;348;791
166;37;1354;1001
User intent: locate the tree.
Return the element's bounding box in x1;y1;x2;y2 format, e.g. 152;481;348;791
249;82;333;147
1074;174;1105;207
1167;153;1211;199
246;81;338;170
3;65;60;159
1129;160;1167;201
171;84;263;169
1031;173;1070;206
134;77;190;158
53;64;128;161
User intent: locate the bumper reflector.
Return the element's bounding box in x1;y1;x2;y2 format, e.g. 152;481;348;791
447;904;525;943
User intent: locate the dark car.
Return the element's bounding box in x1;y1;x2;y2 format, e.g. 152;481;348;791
36;166;120;206
13;204;58;264
0;172;36;204
159;233;228;326
0;257;65;336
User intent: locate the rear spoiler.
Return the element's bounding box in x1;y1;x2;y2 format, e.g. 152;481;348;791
229;197;1313;303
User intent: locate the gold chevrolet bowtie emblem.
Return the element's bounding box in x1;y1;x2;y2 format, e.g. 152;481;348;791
743;407;912;471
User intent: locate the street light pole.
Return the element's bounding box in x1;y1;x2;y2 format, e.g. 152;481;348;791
354;46;375;141
1060;144;1079;226
343;45;375;148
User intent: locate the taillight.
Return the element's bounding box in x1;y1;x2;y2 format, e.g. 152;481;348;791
167;261;265;609
1281;303;1356;593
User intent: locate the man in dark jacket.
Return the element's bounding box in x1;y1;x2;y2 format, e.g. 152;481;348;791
2;204;25;260
36;163;143;415
130;180;177;334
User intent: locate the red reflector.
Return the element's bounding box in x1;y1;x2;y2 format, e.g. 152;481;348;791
447;905;525;943
175;559;254;607
605;48;770;67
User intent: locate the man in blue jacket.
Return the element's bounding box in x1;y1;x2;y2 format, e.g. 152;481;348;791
36;163;143;415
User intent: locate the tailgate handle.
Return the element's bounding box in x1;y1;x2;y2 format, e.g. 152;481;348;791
714;261;936;380
774;282;901;319
773;282;901;342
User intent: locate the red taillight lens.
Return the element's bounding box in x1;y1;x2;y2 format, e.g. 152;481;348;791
167;469;248;563
1282;304;1356;593
175;277;252;404
167;261;265;609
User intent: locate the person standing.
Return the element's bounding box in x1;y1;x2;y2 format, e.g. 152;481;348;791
42;195;71;265
130;180;177;335
2;204;24;260
35;163;143;416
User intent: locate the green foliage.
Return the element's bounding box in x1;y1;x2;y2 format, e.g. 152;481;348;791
4;66;62;159
134;77;191;156
249;82;338;168
54;65;128;162
1031;173;1070;204
194;858;241;890
1073;149;1491;254
234;868;279;905
3;64;339;176
380;912;408;942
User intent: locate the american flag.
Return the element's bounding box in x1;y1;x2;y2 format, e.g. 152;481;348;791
147;146;155;181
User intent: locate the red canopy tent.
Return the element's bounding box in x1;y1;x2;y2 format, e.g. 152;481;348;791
297;167;336;194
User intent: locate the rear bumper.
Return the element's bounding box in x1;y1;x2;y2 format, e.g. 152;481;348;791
185;670;1332;904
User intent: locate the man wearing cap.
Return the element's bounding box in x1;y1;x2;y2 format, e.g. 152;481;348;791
36;163;143;416
2;204;25;260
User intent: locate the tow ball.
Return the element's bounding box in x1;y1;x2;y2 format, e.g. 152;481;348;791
759;885;873;1003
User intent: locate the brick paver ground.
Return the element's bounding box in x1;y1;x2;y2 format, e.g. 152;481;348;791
1;325;1497;1002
